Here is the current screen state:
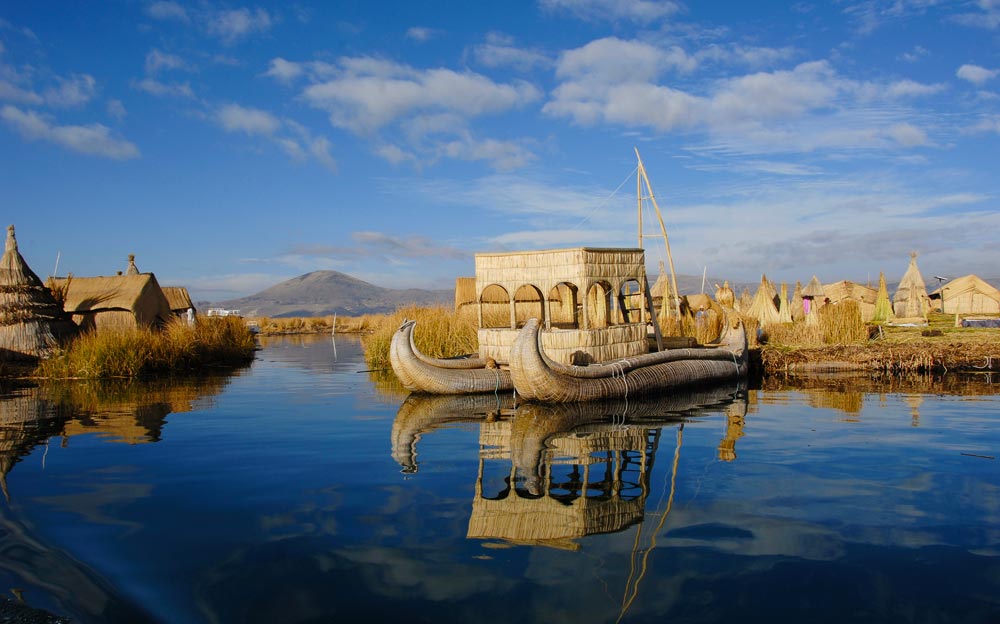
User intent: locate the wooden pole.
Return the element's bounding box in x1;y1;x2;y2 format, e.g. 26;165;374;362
635;148;682;327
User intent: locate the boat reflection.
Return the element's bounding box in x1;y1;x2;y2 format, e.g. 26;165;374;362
391;386;747;551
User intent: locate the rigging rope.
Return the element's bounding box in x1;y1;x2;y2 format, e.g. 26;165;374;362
566;166;639;234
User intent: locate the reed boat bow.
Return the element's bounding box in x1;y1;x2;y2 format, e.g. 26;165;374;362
389;320;514;394
510;316;748;403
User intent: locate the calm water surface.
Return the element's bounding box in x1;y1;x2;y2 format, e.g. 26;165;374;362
1;334;998;623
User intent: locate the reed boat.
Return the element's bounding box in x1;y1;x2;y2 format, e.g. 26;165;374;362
509;315;748;403
389;319;513;394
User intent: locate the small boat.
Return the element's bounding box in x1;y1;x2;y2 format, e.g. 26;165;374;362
389;319;513;394
509;315;748;403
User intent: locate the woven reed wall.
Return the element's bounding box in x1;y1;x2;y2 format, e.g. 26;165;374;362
475;248;645;300
454;277;477;310
467;490;644;542
478;323;646;365
73;310;141;332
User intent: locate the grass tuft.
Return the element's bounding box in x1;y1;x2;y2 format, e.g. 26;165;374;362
361;305;478;370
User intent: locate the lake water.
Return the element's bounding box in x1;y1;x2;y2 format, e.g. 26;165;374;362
1;334;999;623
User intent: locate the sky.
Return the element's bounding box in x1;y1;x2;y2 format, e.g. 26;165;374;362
2;1;999;301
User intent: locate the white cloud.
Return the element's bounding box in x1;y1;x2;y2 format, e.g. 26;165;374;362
1;104;139;159
216;103;281;135
886;122;928;146
555;37;694;83
376;143;418;165
133;78;195;98
43;73;97;108
898;45;929;62
953;0;1000;29
957;63;998;85
438;135;536;171
206;8;274;44
539;0;681;22
146;1;189;22
106;99;127;120
145;49;187;74
214;103;337;172
405;27;440;42
264;57;304;83
0;78;43;105
470;33;551;71
302;58;540;133
884;78;946;98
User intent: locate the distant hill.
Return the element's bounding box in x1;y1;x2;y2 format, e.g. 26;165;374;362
206;271;452;318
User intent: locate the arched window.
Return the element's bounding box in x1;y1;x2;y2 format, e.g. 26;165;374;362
548;282;579;329
586;281;614;328
513;284;545;328
479;284;510;328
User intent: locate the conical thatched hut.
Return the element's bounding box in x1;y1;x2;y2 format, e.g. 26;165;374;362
126;253;140;276
746;274;780;326
736;287;752;313
790;281;805;322
823;280;878;321
929;275;1000;315
872;272;894;323
893;252;929;319
0;225;76;360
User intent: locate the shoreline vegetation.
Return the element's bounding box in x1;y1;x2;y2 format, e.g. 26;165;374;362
32;316;256;380
317;303;1000;377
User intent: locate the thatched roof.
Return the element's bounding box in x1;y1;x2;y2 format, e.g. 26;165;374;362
52;273;173;329
929;274;1000;314
802;275;824;298
650;261;672;299
745;274;780;326
791;281;805;321
823;280;877;305
0;225;76;359
162;286;194;313
893;252;929;318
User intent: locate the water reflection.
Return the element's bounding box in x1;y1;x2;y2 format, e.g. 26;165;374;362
393;386;748;551
0;376;233;501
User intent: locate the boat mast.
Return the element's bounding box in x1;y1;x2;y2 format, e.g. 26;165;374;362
635;148;683;326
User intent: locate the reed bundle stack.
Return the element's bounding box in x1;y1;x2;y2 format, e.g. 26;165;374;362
0;225;76;360
746;274;780;326
791;281;805;322
872;272;894;323
777;282;793;324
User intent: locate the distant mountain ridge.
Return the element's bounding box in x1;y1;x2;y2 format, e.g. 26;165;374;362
207;270;452;318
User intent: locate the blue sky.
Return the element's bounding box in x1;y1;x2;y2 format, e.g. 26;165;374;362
2;1;998;301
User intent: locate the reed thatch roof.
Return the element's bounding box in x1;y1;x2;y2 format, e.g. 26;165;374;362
162;286;194;313
0;225;76;360
52;272;173;331
823;280;878;321
893;252;929;318
929;274;1000;314
802;275;824;298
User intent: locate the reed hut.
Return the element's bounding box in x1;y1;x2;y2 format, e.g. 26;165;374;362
929;274;1000;315
822;280;878;321
162;286;195;319
892;252;930;319
53;268;173;333
790;281;805;322
872;272;894;323
736;287;752;313
0;225;76;360
745;274;780;326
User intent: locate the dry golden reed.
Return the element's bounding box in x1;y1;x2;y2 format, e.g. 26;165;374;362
37;316;256;379
361;305;478;370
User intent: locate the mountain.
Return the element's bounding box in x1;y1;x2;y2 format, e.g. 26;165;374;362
208;271;452;318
